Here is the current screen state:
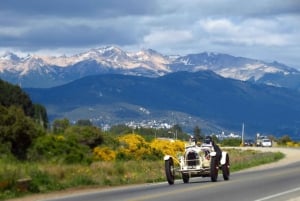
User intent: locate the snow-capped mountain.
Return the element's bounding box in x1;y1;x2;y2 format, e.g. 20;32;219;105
0;46;299;89
170;52;299;84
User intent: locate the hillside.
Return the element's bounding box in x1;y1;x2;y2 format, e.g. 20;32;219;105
25;71;300;138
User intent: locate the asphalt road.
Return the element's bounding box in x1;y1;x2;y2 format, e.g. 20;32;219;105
43;156;300;201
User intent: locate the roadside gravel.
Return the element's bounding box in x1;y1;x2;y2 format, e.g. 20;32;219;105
8;147;300;201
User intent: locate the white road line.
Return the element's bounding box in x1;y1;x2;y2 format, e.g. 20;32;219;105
254;186;300;201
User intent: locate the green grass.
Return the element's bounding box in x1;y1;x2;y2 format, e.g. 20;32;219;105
0;149;284;201
225;148;284;172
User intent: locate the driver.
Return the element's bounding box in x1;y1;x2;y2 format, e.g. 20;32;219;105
204;136;222;161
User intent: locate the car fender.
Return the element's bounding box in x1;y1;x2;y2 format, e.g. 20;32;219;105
164;155;171;161
220;152;228;165
210;151;217;157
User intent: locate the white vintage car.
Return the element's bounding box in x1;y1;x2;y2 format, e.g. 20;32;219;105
164;141;230;184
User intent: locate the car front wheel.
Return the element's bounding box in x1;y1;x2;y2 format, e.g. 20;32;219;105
210;156;218;182
165;158;175;185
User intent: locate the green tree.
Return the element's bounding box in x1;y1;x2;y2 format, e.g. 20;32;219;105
33;104;49;129
277;135;292;145
109;124;132;135
0;105;45;160
0;79;34;117
64;125;103;149
0;79;49;130
76;119;92;126
52;118;70;134
193;126;204;142
172;124;183;133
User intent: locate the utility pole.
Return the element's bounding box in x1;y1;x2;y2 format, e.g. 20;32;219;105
242;123;245;145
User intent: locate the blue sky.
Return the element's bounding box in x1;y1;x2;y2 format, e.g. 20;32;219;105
0;0;299;68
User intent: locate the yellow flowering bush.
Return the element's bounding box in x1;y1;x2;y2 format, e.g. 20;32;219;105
93;147;116;161
94;134;185;161
150;139;185;157
54;135;65;141
117;134;152;160
286;141;300;147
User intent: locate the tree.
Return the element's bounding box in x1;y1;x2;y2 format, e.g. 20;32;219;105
33;104;49;129
52;118;70;134
277;135;292;145
64;125;104;149
0;79;49;128
193;126;204;143
172;124;182;133
109;124;132;135
0;79;34;117
0;105;45;160
76;119;92;126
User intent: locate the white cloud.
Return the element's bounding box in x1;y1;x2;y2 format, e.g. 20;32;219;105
198;18;290;46
0;0;299;68
143;30;193;46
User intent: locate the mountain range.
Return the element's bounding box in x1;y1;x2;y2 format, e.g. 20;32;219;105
1;46;300;139
25;71;300;139
1;46;300;90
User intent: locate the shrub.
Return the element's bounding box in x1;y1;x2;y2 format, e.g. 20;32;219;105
117;134;149;160
64;125;104;148
93;147;116;161
0;105;46;160
28;134;92;164
116;134;163;160
150;139;185;157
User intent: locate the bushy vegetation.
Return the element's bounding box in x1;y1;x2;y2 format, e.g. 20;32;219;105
27;134;93;164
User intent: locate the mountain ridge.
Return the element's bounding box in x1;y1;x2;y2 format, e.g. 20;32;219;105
1;46;300;90
25;71;300;139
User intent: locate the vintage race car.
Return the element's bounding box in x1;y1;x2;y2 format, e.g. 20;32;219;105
164;142;230;184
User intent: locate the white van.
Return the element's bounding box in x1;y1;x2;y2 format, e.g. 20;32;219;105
261;139;272;147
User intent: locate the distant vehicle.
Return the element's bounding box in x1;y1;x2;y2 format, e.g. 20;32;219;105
261;139;272;147
243;139;254;146
256;135;267;146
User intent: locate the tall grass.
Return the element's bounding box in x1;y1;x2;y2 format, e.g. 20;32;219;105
225;148;284;172
0;149;284;200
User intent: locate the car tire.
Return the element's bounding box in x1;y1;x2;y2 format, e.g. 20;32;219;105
210;156;218;182
222;154;230;181
182;173;189;183
165;158;175;185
